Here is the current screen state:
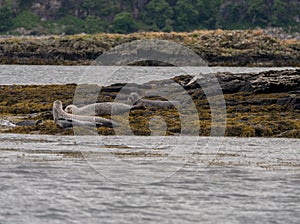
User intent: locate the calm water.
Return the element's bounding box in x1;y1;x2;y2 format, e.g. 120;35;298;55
0;134;299;223
0;65;300;223
0;65;298;85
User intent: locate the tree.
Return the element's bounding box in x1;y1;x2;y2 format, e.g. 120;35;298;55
246;0;271;27
13;11;41;30
111;12;138;34
58;15;85;35
142;0;174;31
219;0;250;29
18;0;34;10
83;16;106;34
82;0;116;17
199;0;222;29
270;0;287;27
173;0;204;31
0;1;14;32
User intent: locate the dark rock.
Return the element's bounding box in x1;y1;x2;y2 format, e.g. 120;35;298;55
1;30;299;66
214;70;300;94
259;99;278;105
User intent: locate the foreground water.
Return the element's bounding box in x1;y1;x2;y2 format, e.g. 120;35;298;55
0;134;299;223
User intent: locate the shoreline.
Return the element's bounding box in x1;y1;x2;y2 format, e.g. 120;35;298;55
0;69;299;138
0;30;299;67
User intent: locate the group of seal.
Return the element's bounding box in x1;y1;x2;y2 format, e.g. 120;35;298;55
53;92;180;129
64;102;132;116
53;100;120;128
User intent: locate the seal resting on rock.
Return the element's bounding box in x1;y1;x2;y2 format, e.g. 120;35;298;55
128;92;180;109
16;120;43;126
53;100;119;128
64;102;132;116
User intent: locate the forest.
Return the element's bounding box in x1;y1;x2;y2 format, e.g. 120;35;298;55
0;0;299;35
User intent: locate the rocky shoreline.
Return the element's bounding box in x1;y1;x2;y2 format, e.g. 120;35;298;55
0;69;299;138
0;30;300;67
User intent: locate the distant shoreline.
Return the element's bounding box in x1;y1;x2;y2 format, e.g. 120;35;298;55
0;30;299;67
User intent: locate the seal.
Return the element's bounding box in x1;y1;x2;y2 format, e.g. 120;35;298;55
128;92;180;109
64;102;132;116
0;119;42;128
55;118;98;129
53;100;119;128
16;120;43;126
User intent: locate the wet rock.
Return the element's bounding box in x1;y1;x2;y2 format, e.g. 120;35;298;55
213;70;300;95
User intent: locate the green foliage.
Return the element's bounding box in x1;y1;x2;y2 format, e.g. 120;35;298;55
200;0;222;29
173;0;204;31
18;0;33;10
270;0;295;27
143;0;174;31
111;12;138;34
82;0;116;17
83;16;106;33
0;0;299;34
0;1;14;32
219;1;251;29
58;15;85;35
246;0;270;27
13;11;41;30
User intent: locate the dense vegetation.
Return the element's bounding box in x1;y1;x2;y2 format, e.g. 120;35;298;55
0;0;299;35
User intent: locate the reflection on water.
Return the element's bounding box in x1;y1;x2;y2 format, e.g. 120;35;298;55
0;134;299;223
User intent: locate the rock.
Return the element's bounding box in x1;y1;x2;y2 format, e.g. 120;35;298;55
0;30;300;66
214;70;300;94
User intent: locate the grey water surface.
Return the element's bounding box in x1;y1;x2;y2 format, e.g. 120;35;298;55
0;65;298;85
0;134;299;224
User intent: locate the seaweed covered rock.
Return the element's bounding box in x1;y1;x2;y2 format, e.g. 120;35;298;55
0;69;299;137
0;30;299;66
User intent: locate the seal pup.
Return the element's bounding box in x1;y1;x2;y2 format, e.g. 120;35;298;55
64;102;132;116
53;100;119;128
128;92;180;109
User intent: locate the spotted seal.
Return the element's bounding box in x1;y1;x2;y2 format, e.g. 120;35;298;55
53;100;119;128
0;119;42;128
128;92;180;109
64;102;132;116
16;120;43;126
